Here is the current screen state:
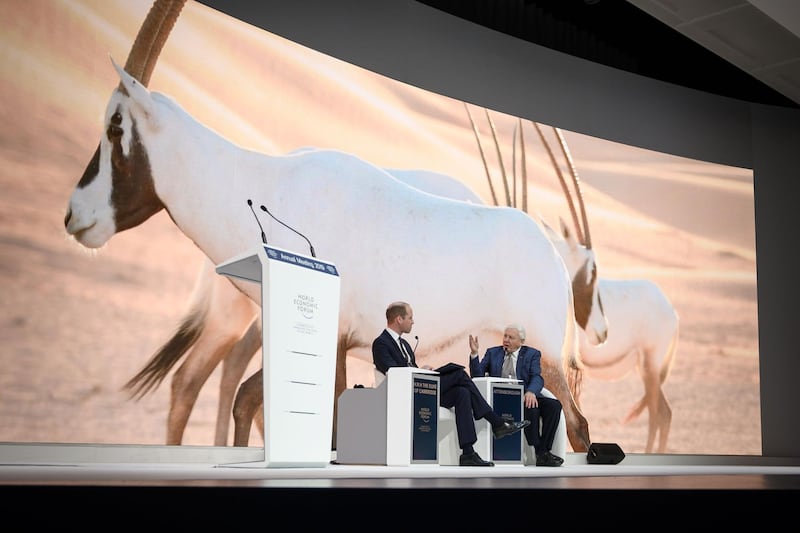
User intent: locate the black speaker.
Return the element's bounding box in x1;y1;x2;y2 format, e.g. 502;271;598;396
587;442;625;464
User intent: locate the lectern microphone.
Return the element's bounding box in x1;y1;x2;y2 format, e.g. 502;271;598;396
247;199;267;245
261;204;317;258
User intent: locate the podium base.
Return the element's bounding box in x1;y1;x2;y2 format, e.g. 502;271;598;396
217;460;332;469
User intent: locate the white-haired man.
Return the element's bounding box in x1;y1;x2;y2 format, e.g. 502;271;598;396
469;324;564;467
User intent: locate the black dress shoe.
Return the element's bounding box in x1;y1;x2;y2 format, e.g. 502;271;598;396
492;419;531;439
536;451;564;467
459;452;494;466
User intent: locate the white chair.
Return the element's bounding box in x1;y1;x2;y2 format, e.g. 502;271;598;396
437;405;460;465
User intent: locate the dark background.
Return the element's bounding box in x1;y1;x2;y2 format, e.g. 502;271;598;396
418;0;798;108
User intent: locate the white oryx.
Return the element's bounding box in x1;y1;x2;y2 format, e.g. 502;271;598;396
541;220;679;453
64;0;593;452
126;166;617;450
578;279;678;453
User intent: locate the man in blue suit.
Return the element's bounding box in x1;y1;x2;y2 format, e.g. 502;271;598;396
372;301;529;466
469;324;564;467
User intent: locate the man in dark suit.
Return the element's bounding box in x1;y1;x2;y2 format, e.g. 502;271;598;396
468;324;564;467
372;301;529;466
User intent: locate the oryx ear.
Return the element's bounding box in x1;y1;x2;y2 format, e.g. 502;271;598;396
540;216;558;239
111;55;158;123
559;217;578;248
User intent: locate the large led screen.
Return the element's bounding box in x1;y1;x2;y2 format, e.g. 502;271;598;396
0;0;759;455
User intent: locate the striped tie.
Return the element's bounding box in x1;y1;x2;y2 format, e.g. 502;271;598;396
399;339;411;365
502;352;516;379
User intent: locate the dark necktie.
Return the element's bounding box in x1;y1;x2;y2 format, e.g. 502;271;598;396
502;351;516;379
399;339;411;365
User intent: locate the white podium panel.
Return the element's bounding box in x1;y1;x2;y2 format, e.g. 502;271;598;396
216;245;340;468
336;367;440;466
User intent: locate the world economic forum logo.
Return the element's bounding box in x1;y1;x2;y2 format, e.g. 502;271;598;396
294;293;318;320
417;406;432;423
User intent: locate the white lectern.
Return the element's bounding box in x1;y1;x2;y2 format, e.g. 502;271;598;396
216;245;340;467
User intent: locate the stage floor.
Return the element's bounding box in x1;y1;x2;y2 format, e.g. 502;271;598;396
3;452;799;526
3;452;800;489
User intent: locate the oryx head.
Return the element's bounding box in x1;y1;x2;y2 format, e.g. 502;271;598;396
542;215;605;344
64;0;186;248
545;126;607;345
468;113;609;345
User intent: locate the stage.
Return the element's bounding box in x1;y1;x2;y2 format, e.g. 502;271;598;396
3;443;799;486
2;447;798;526
3;455;800;490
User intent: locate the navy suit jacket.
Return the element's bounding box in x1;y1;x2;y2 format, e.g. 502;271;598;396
469;345;545;397
372;329;416;374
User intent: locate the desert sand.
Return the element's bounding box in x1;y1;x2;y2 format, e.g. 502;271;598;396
0;0;759;455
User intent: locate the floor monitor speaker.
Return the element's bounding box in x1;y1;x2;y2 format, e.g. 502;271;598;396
587;442;625;464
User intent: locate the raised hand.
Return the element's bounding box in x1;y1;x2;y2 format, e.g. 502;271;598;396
468;334;479;356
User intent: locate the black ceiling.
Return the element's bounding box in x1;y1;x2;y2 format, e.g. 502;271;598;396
418;0;798;108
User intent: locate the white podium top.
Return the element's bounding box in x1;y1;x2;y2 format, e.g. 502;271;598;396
216;245;339;283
